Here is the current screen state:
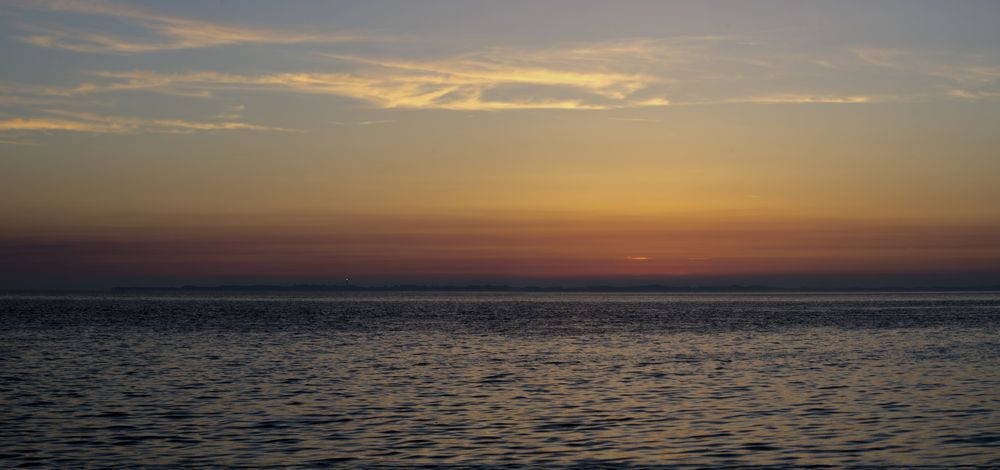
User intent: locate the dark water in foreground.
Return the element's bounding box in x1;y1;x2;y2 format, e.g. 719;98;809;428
1;292;999;467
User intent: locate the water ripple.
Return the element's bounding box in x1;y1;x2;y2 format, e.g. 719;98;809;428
1;292;998;466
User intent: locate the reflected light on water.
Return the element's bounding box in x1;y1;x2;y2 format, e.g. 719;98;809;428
0;292;998;466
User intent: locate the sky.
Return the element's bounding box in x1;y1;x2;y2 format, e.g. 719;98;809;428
1;0;999;289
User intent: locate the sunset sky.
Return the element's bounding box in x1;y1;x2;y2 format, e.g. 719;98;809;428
2;0;999;288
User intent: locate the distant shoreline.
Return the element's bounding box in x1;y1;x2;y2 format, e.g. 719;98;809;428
100;284;1000;293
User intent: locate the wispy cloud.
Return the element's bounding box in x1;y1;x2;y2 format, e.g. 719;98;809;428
608;117;660;123
0;137;41;145
215;104;245;120
0;109;295;135
147;119;293;133
22;38;686;110
0;116;131;133
323;51;653;100
947;89;1000;100
18;36;944;111
7;28;997;115
0;91;74;106
854;47;1000;101
723;94;875;105
7;0;370;53
855;48;1000;84
24;67;665;110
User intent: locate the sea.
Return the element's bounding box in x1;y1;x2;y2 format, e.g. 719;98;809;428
1;291;999;467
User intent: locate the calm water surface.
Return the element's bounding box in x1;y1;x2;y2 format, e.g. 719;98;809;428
1;292;999;467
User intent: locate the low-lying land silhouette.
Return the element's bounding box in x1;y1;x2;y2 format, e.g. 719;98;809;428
110;283;1000;293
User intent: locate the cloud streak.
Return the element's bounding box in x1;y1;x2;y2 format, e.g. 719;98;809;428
19;39;687;110
5;27;998;115
8;0;370;53
29;65;666;111
0;116;130;133
723;94;875;105
853;47;1000;101
855;48;1000;84
0;109;294;135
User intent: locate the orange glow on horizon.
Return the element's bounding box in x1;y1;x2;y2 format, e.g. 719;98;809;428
3;211;999;284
